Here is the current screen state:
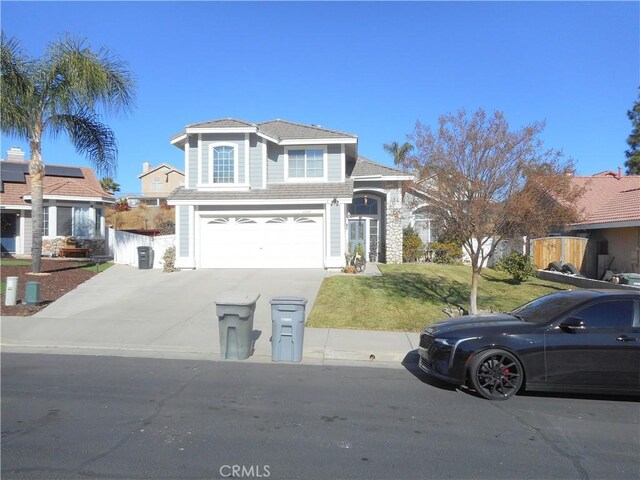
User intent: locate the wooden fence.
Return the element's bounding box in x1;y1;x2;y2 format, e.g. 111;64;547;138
531;236;588;273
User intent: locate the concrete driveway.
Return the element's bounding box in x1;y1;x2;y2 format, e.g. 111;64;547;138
2;264;327;360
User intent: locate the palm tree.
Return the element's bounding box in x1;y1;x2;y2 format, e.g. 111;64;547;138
1;33;135;273
100;177;121;193
383;141;414;167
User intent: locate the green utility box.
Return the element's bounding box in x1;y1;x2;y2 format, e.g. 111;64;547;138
25;281;40;305
618;273;640;287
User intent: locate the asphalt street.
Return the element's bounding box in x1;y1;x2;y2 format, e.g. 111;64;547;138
2;353;639;480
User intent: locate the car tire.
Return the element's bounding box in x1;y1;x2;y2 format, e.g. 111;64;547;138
561;263;579;275
547;261;562;272
469;349;524;401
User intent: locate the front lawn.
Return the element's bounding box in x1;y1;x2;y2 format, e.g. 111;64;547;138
306;263;571;332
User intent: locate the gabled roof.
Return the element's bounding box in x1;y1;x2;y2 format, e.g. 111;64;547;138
568;171;640;228
257;119;356;142
0;160;113;207
138;163;185;179
186;118;256;129
349;156;413;180
170;117;357;147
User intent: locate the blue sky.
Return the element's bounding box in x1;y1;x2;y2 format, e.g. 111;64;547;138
1;1;638;194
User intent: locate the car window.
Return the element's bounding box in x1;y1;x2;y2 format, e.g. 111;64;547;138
510;292;596;324
573;300;635;328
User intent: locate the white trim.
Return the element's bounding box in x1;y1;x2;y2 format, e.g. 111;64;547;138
0;204;31;210
184;137;191;189
353;186;388;195
206;142;239;185
255;131;279;144
169;196;352;206
244;133;250;185
170;133;187;145
188;205;195;259
571;220;640;229
324;203;330;265
280;138;357;145
284;146;328;182
352;174;413;181
22;194;114;203
186;127;256;134
262;138;267;188
198;134;203;185
340;144;346;182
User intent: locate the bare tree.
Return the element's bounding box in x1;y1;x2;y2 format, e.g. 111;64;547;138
405;109;581;314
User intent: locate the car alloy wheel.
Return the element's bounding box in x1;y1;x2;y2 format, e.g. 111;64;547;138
470;349;524;400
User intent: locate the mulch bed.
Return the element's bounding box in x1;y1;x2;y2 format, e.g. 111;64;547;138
1;259;98;316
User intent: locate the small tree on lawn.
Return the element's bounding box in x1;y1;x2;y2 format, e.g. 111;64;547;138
405;109;582;314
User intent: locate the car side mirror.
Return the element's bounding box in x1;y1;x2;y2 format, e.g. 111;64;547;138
560;317;586;332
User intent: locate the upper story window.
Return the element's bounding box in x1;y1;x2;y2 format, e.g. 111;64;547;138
213;145;235;183
207;143;238;185
286;148;325;181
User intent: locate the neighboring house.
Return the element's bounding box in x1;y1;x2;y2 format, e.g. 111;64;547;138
562;169;640;277
168;118;412;269
137;162;185;206
0;147;114;256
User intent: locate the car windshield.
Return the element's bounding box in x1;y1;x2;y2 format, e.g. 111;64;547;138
510;290;599;324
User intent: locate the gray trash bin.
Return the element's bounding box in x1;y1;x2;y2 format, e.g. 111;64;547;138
270;296;308;362
215;292;260;360
137;246;153;269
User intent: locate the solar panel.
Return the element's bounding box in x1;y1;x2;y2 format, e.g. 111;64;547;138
46;166;84;178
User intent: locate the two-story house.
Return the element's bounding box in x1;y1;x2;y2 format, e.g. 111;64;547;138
168;118;411;269
137;162;185;206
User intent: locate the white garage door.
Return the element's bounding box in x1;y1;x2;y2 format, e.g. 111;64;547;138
199;215;324;268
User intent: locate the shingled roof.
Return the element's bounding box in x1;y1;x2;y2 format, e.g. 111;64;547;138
569;171;640;227
170;180;354;203
350;156;412;179
171;118;357;145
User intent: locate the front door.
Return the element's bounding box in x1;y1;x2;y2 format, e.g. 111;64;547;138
348;219;367;257
0;213;18;253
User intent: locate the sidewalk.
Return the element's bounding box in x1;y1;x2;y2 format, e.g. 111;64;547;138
0;264;418;369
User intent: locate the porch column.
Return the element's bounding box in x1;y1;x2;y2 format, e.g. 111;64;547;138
385;187;403;264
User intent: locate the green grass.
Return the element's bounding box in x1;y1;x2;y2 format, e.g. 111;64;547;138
306;263;571;332
0;260;32;266
77;261;113;273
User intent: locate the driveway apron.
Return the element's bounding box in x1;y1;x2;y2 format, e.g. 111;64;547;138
11;264;326;358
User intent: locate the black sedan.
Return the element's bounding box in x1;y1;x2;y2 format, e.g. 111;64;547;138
418;289;640;400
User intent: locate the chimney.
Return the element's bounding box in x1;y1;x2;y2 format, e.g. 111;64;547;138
618;166;622;180
143;162;150;173
7;147;25;162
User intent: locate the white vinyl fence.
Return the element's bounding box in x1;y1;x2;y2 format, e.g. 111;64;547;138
107;229;175;269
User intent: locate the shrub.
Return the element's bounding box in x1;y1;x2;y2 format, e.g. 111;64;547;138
495;252;536;283
430;241;462;264
162;246;178;273
113;198;130;212
403;227;424;262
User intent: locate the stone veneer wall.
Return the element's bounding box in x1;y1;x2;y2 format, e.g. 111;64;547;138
385;187;403;264
42;237;106;257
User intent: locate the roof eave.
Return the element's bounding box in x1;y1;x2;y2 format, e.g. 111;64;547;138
569;220;640;230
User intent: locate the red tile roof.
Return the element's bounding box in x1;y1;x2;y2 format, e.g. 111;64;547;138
568;171;640;227
0;161;114;207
